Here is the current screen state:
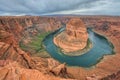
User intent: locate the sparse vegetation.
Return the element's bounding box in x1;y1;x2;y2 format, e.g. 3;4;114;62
20;31;51;58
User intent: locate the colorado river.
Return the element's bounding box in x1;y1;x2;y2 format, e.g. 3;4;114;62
43;27;114;67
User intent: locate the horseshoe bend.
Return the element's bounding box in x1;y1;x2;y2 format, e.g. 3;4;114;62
43;18;114;66
0;16;120;80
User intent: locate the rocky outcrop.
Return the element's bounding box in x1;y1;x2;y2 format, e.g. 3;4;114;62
66;18;88;42
101;70;120;80
0;16;61;43
50;63;67;76
0;16;75;80
0;41;74;80
0;61;74;80
0;40;74;79
0;16;120;80
54;18;88;52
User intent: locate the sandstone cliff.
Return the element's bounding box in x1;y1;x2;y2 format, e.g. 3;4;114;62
0;16;120;80
0;16;74;80
54;18;88;53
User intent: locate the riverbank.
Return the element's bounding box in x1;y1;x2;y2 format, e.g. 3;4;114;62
43;27;114;68
60;39;92;56
20;32;51;58
66;29;120;80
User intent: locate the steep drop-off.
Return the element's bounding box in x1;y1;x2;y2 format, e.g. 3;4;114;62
54;18;88;53
0;16;74;80
0;16;120;80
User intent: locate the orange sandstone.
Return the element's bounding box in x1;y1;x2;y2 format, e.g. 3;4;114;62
54;18;88;52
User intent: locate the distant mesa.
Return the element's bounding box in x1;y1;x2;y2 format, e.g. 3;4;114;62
54;18;88;53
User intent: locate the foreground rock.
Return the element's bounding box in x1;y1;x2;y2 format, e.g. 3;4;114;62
50;63;67;76
54;18;88;53
0;16;120;80
0;41;74;80
0;61;74;80
0;16;74;80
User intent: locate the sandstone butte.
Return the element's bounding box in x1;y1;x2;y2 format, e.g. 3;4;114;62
54;18;88;53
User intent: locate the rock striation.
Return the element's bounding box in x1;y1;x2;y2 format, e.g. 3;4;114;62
0;61;74;80
0;16;75;80
54;18;88;52
0;16;120;80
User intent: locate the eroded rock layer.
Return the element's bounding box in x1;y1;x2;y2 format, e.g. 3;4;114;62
54;18;88;52
0;16;120;80
0;16;74;80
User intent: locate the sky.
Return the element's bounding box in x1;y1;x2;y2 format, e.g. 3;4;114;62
0;0;120;16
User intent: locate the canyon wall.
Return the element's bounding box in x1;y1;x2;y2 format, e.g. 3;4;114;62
0;16;61;43
55;16;120;80
54;18;89;53
0;16;120;80
0;16;75;80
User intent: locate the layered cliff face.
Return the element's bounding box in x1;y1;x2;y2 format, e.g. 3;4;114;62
0;16;120;80
0;16;62;57
65;16;120;80
54;18;88;53
54;16;120;80
0;16;61;41
0;36;74;80
0;16;75;80
66;18;88;44
0;61;74;80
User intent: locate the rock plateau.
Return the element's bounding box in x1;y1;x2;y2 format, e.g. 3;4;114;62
54;18;88;53
0;16;120;80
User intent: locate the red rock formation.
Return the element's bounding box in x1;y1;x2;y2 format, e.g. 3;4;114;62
66;18;88;42
0;16;61;42
0;61;74;80
0;16;75;80
0;16;120;80
54;18;88;52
